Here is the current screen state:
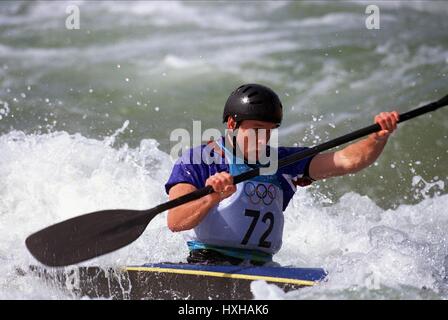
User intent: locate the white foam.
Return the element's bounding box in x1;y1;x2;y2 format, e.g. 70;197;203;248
162;55;205;70
0;128;178;298
256;189;448;299
0;100;10;120
0;129;447;299
292;13;363;29
105;1;264;31
251;280;287;300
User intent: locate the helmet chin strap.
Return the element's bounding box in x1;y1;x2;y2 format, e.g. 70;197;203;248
224;129;239;163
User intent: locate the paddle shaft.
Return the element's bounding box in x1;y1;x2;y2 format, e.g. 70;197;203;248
148;95;448;215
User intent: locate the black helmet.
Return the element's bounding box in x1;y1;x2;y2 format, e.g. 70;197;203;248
223;83;283;127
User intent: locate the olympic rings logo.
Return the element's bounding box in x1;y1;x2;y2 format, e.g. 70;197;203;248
243;182;277;205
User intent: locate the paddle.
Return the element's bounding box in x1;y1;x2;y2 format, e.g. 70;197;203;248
26;94;448;267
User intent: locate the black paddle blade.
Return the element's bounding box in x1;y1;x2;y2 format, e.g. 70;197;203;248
25;209;158;267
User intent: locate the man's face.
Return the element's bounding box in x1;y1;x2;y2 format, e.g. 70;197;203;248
227;118;277;162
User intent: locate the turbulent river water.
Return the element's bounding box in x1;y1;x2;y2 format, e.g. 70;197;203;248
0;1;447;299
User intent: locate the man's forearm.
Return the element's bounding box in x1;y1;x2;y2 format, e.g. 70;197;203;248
167;173;236;232
168;193;220;232
336;135;388;173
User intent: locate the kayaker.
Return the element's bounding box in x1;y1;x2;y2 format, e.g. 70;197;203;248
165;83;399;266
